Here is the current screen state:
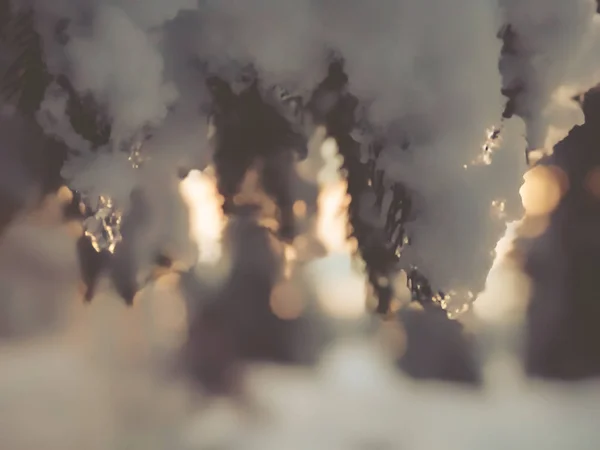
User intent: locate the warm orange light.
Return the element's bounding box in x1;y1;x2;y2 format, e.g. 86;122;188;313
293;200;307;218
179;168;225;263
519;165;568;217
585;165;600;199
270;282;305;320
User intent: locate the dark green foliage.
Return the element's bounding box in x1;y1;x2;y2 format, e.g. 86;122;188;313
1;7;111;145
308;60;400;314
308;59;448;315
56;75;112;148
1;8;52;116
207;74;307;241
0;5;111;242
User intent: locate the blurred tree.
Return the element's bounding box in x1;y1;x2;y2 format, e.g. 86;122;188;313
524;91;600;379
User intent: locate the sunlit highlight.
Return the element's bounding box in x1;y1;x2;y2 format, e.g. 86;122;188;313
310;136;367;320
282;244;297;280
474;218;531;324
472;126;502;166
519;165;568;217
475;164;568;324
316;138;352;254
179;167;226;264
490;199;507;220
316;180;351;254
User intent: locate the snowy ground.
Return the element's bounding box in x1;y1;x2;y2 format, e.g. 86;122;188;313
1;196;600;450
